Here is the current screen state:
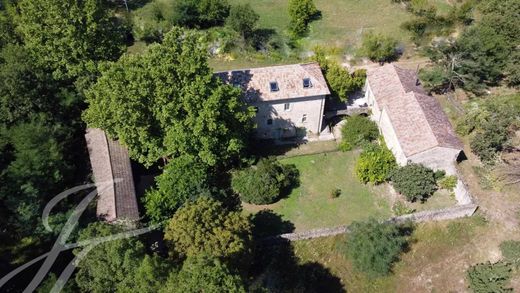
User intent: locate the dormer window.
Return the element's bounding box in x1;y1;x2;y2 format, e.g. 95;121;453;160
269;81;279;92
303;78;312;88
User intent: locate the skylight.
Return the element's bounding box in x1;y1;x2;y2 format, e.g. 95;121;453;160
270;81;279;92
303;78;312;88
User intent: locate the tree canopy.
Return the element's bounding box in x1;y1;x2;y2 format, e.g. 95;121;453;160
288;0;319;37
390;163;438;202
164;197;252;264
83;27;255;167
339;115;379;151
355;142;397;184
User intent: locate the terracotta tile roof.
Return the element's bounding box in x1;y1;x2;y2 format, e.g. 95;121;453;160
367;64;462;156
85;128;139;222
215;62;330;102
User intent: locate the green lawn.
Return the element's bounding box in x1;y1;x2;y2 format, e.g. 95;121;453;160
244;151;392;232
290;215;487;292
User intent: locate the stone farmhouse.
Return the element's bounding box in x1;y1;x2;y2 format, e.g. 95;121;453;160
365;64;463;174
216;62;330;139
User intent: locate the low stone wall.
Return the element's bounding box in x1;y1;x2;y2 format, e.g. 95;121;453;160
454;167;476;205
263;204;478;243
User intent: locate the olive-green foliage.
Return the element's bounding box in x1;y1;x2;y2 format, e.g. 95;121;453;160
162;254;246;293
342;219;409;277
467;261;513;293
83;27;255;167
144;155;211;225
392;201;415;216
500;241;520;265
164;197;252;263
16;0;125;80
74;222;173;293
313;46;366;101
355;142;397;184
359;32;399;63
339;115;379;151
131;1;172;42
390;163;437;202
226;4;259;41
173;0;230;29
231;157;299;205
438;175;457;191
288;0;318;37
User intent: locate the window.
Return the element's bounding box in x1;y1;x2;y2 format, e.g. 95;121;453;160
302;114;307;123
284;103;290;111
269;81;279;92
267;119;273;125
303;78;312;88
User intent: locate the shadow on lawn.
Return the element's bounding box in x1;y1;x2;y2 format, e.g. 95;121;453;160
250;239;345;293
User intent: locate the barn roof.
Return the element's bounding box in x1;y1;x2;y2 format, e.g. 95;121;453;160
367;64;463;156
215;62;330;102
85;128;139;222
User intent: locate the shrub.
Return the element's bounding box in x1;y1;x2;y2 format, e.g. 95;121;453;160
392;201;416;216
467;262;512;293
355;143;397;184
438;175;457;191
330;188;341;199
500;241;520;264
340;115;379;151
359;32;400;63
342;219;410;277
390;163;437;202
288;0;319;37
173;0;230;29
226;4;259;41
231;157;299;205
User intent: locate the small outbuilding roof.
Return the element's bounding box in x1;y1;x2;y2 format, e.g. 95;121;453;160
215;62;330;102
85;128;139;222
367;64;463;156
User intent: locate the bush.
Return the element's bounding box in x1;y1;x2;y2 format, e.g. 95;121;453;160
339;115;379;151
390;163;437;202
173;0;230;29
359;32;400;63
355;143;397;184
231;157;299;205
329;188;341;199
288;0;319;37
342;219;410;277
392;201;416;216
226;4;259;42
438;175;457;191
500;241;520;264
467;261;512;293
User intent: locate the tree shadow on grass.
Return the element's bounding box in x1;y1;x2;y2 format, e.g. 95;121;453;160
251;209;295;239
250;239;345;292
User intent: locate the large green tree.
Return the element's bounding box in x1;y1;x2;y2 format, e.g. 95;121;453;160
144;155;212;225
15;0;125;80
164;197;252;265
83;27;254;167
162;254;246;293
288;0;318;36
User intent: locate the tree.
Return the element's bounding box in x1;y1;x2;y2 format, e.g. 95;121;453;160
360;33;399;63
173;0;230;29
467;262;513;293
74;222;173;293
390;163;437;202
83;27;255;167
16;0;125;80
164;197;252;264
343;219;409;277
355;142;397;184
0;119;71;237
144;155;212;225
339;115;379;151
288;0;318;36
231;157;299;205
226;4;259;42
162;254;246;293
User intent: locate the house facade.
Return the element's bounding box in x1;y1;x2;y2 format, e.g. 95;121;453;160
365;64;463;174
216;63;330;139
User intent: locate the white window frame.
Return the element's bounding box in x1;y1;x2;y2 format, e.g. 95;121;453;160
284;103;291;111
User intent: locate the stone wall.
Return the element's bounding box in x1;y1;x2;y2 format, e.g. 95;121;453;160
263;204;478;243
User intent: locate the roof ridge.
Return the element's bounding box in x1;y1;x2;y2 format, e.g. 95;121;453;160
102;131;118;218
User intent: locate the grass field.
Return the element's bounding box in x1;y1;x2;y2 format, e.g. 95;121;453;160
291;215;488;292
243;151;392;232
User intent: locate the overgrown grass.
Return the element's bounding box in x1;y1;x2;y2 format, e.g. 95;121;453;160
243;151;392;232
291;215;487;292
